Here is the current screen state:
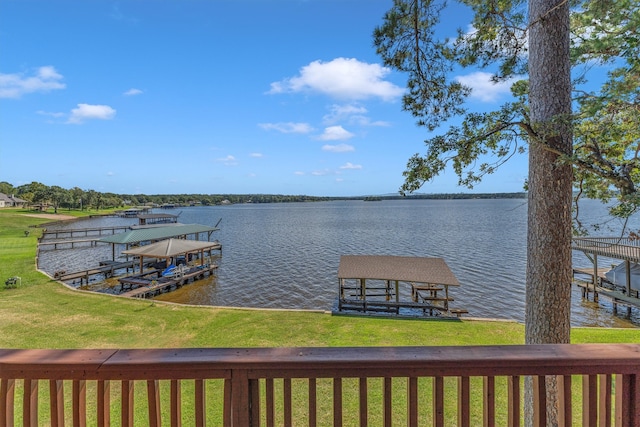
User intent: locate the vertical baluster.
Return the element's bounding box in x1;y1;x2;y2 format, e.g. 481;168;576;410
458;376;470;427
147;380;161;427
97;380;110;427
433;376;444;427
49;380;64;427
508;376;521;427
333;378;342;427
359;378;368;427
308;378;317;427
73;380;86;427
407;377;418;426
250;379;261;426
194;379;205;427
121;380;134;427
223;379;232;427
265;378;274;427
383;377;392;427
483;376;495;427
557;375;571;427
170;380;181;427
1;379;15;427
283;378;292;427
23;379;38;427
532;376;547;427
583;374;598;426
599;374;612;427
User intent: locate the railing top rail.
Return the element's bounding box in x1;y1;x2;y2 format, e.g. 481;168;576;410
573;236;640;245
1;344;639;380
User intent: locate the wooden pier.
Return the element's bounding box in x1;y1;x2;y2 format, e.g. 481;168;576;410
572;236;640;314
119;264;217;298
55;260;158;285
38;226;132;251
41;225;131;240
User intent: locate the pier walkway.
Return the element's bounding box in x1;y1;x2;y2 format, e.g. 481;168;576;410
38;226;132;251
119;264;217;298
55;260;158;285
572;236;640;314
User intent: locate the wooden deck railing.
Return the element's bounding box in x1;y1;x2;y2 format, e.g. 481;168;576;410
1;344;639;426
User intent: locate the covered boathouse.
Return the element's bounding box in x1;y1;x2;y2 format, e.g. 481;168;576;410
98;223;220;261
336;255;466;317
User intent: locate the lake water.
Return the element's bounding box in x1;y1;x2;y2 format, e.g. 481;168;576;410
38;199;640;327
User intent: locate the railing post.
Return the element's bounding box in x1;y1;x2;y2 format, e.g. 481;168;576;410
230;368;252;426
615;373;640;427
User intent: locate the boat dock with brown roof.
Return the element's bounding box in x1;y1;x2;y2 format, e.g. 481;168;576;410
335;255;467;318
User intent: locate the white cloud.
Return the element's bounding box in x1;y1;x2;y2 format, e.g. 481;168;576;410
311;169;332;176
340;162;362;170
455;72;518;102
323;103;365;124
318;126;354;141
322;143;355;153
294;171;305;175
0;66;66;99
216;155;238;166
322;103;391;127
267;57;404;101
259;122;314;134
123;88;143;96
249;152;263;158
67;104;116;124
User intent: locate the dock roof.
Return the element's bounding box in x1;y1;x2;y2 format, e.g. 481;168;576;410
337;255;460;286
122;238;221;259
99;224;218;245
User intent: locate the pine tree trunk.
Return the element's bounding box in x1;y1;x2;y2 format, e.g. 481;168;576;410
525;0;573;424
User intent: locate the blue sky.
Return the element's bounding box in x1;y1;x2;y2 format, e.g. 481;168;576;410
0;0;528;197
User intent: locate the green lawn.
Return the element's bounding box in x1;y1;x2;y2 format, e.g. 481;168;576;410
1;208;637;349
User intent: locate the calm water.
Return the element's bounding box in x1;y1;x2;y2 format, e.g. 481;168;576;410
39;199;640;327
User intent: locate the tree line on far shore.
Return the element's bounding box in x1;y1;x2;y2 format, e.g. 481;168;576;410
0;181;527;211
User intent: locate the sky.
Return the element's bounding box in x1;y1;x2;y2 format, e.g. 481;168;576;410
0;0;529;197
